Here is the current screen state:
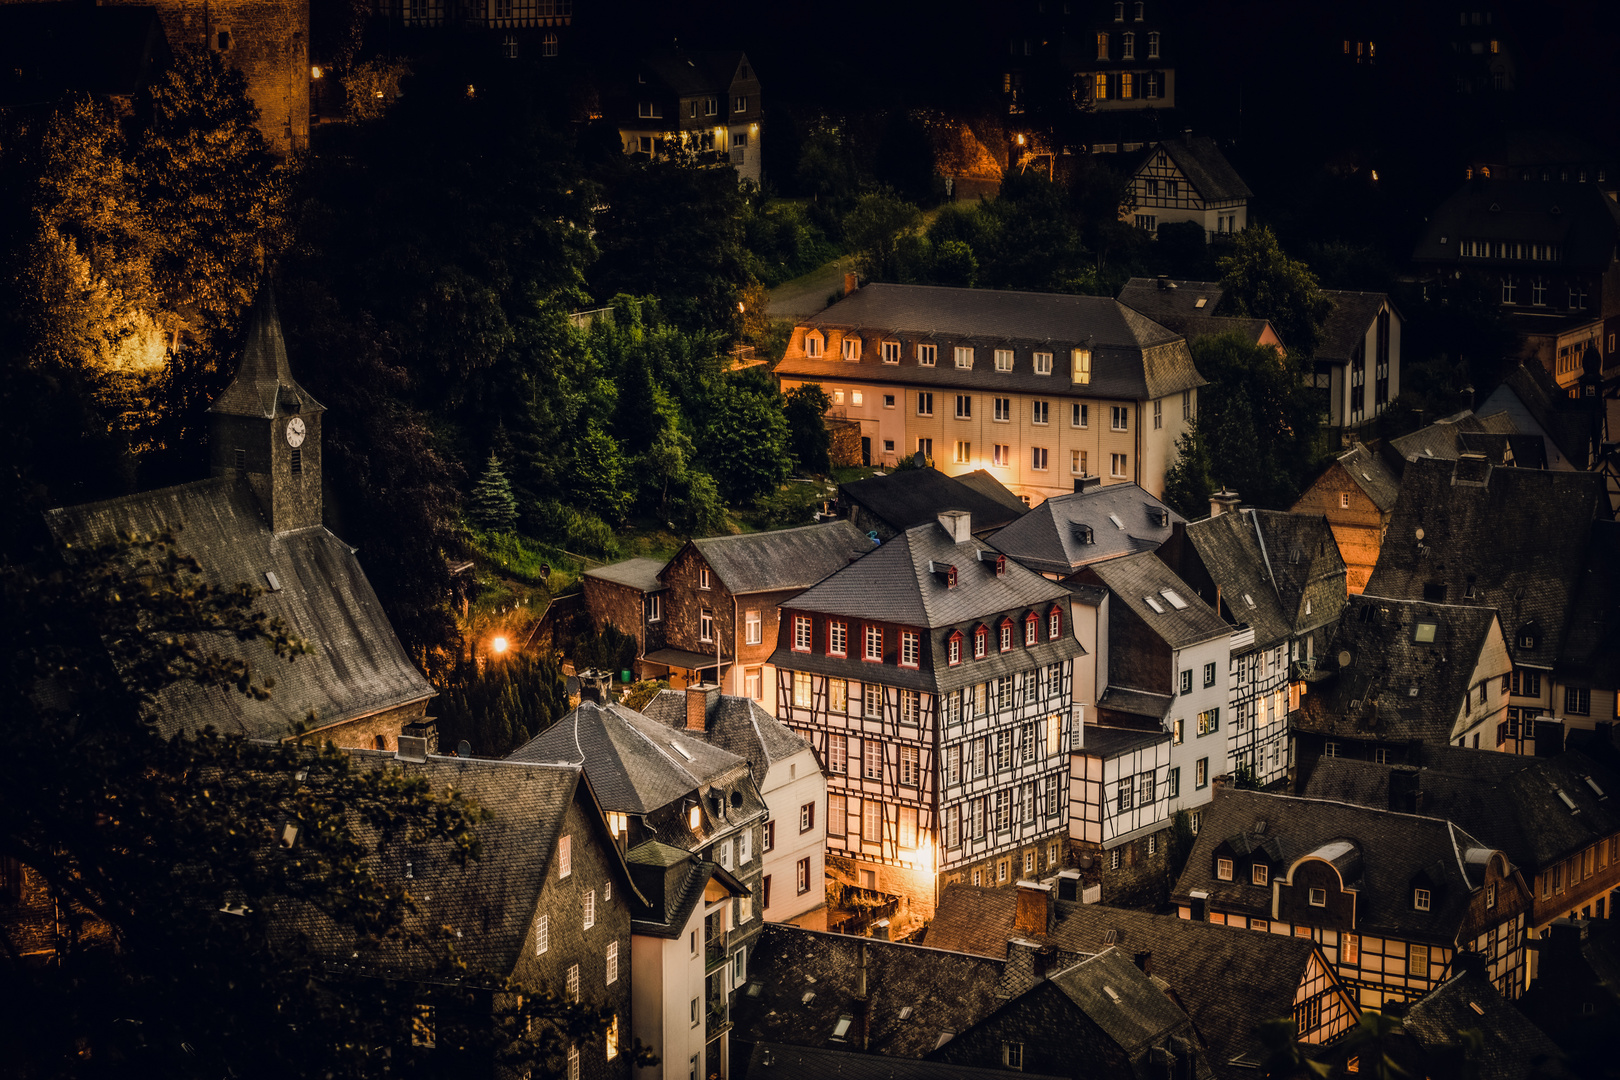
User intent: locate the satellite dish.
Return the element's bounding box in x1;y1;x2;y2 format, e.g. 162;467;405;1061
457;740;473;758
1338;650;1353;669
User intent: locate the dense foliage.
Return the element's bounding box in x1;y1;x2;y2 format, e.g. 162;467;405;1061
433;651;568;758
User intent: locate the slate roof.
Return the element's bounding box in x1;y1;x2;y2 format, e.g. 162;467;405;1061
1479;362;1600;470
507;700;756;821
1116;278;1227;322
1171;790;1503;943
283;751;590;982
732;924;1009;1059
1413;179;1620;272
1302;748;1620;872
1314;291;1392;365
1403;972;1570;1080
1295;596;1501;745
1560;520;1620;684
991;483;1183;575
1095;688;1176;723
641;689;811;775
1048;948;1194;1060
954;470;1033;517
44;478;434;741
210;284;324;421
1145;314;1280;348
782;283;1206;402
626;841;744;938
840;468;1026;536
684;521;874;595
1362;456;1608;669
1185;509;1346;650
638;48;749;98
1387;410;1518;466
771;518;1077;694
746;1042;1068;1080
1328;443;1401;514
1153;137;1253;204
1079;725;1170;758
1084;552;1229;650
584;557;667;592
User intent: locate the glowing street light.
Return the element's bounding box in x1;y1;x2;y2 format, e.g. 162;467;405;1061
491;636;509;655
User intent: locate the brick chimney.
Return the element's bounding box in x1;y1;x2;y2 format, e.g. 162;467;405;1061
685;683;719;731
1209;489;1240;518
844;272;858;297
1014;880;1051;936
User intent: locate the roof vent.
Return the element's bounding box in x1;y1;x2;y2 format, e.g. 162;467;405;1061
1149;508;1170;527
1108;513;1126;530
264;571;283;591
1103;985;1121;1003
1103;929;1118;944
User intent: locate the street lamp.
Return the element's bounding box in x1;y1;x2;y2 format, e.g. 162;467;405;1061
491;636;509;655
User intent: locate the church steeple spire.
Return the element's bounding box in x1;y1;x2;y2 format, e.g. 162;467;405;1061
210;279;326;534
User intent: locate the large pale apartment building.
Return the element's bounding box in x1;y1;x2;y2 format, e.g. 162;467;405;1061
775;283;1206;506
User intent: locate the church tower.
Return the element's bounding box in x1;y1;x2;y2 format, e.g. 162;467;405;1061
209;282;325;534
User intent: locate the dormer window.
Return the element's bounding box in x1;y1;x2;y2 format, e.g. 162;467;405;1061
1414;888;1431;911
842;337;861;361
1048;606;1063;639
947;565;958;589
1216;857;1233;881
805;332;824;358
999;619;1014;652
948;631;964;666
1024;613;1038;646
1309;887;1327;907
793;616;812;652
1252;864;1269;886
974;625;989;659
996;554;1007;577
1413;620;1438;644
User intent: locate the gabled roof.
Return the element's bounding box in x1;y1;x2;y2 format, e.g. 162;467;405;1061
283;752;594;982
638;47;752;98
1479;362;1598;469
1048;948;1193;1058
954;470;1033;517
680;521;874;595
1403;972;1570;1080
507;700;755;819
1314;290;1394;365
783;517;1069;630
784;283;1206;401
210;283;325;420
1083;552;1228;650
840;468;1026;536
1185;509;1346;649
1321;443;1401;514
732;924;1009;1059
1362;456;1608;669
1413;179;1620;271
641;689;811;775
1296;596;1501;745
1139;136;1253;204
43;478;434;742
1388;410;1519;466
1116;278;1227;323
1145;314;1281;349
1302;748;1620;871
1171;790;1504;942
992;482;1183;574
583;557;667;592
626;840;745;938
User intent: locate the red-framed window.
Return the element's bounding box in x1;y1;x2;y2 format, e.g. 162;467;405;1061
947;631;964;666
946;565;958;589
1048;605;1063;639
973;625;989;659
999;618;1014;653
1023;613;1038;646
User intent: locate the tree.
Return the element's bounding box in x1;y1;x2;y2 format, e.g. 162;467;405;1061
1217;226;1332;357
703;372;792;504
843;190;922;283
0;531;593;1079
469;453;519;532
434;651;567;757
784;384;833;474
1175;331;1325;510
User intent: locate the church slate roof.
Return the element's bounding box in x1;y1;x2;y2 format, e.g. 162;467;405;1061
782;283;1206;402
209;284;324;421
1362;456;1608;670
991;483;1183;575
1171;790;1502;943
840;468;1026;537
683;521;874;595
641;690;811;775
1295;596;1500;745
43;477;434;741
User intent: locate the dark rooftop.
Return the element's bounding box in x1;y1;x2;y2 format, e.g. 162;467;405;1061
1084;552;1229;650
1314;291;1394;365
1183;509;1346;650
684;521;875;595
839;467;1026;537
641;689;811;775
1116;278;1227;323
991;482;1183;575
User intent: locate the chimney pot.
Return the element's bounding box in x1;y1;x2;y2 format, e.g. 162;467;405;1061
1209;488;1241;518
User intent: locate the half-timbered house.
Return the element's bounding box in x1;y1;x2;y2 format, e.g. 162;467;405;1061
1122;135;1251;238
1172;790;1532;1010
1291;444;1400;596
1159;505;1348;788
771;510;1082;930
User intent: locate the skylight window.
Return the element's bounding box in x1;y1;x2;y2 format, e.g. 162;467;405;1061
1413;620;1438;644
1557;789;1579;813
833;1016;853;1039
1160;589;1188;609
1585;777;1607;799
671;741;695;761
1194;297;1207;308
1243;593;1256;609
1143;595;1166;614
1108;513;1125;530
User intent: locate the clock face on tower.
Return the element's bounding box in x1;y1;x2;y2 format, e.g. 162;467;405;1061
286;416;307;448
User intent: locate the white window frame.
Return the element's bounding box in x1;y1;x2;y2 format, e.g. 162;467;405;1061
955;346;975;369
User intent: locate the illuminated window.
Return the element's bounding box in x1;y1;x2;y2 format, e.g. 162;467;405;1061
1409;943;1429;979
792;671;811;709
559;835;571;878
1096;32;1109;59
954;440;972;464
1094;72;1108;100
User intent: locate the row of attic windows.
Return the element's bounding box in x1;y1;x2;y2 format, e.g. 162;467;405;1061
789;607;1064;668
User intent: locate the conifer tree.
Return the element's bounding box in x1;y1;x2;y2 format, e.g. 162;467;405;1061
469;453;518;532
